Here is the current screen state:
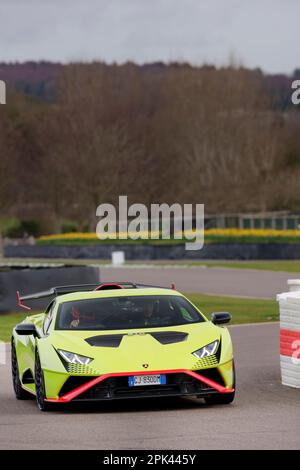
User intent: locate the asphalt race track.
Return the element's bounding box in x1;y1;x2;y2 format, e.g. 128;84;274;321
100;265;297;299
0;323;299;450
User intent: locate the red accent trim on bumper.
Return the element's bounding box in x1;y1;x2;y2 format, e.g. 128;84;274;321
46;369;234;403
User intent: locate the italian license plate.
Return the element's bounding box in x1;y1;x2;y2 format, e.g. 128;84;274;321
128;374;166;387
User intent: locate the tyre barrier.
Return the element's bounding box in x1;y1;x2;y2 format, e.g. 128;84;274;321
277;281;300;389
0;264;100;313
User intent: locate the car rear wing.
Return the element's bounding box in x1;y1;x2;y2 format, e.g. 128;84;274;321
17;282;176;310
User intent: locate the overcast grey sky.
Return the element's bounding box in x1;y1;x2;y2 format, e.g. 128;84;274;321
0;0;299;73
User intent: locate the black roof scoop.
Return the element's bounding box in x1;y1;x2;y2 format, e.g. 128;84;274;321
85;334;124;347
150;331;188;345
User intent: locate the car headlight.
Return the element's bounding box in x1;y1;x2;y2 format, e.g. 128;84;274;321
57;349;93;365
192;340;219;359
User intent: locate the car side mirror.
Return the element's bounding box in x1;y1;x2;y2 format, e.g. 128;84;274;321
15;323;39;337
211;312;231;325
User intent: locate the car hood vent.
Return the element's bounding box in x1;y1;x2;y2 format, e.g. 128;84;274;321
85;334;124;347
85;331;188;347
150;331;188;344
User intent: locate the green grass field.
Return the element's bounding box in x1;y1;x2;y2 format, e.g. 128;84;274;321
0;293;278;343
185;260;300;272
0;312;29;343
186;293;278;324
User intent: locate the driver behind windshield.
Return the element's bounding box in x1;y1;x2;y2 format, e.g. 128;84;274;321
69;306;96;328
143;299;159;326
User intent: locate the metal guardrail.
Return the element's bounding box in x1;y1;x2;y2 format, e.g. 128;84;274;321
205;213;300;230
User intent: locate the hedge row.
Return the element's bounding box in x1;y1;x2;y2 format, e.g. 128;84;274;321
37;229;300;245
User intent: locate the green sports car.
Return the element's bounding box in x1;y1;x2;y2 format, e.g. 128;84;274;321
12;282;235;411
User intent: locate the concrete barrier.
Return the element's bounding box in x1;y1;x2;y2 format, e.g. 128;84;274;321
287;279;300;292
4;242;300;260
277;280;300;389
0;265;100;313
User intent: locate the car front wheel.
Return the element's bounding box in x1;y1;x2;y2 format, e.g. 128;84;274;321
35;351;52;411
11;340;31;400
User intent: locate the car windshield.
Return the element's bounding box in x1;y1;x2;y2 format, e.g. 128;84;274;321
55;295;204;330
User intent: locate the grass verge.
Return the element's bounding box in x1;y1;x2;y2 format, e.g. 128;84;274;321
2;258;300;273
0;312;29;343
186;293;278;324
185;260;300;272
0;293;278;342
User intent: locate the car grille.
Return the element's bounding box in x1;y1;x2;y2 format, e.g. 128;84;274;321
59;376;96;396
71;370;222;401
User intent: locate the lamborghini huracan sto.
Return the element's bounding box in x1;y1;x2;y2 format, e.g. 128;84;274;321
12;282;235;411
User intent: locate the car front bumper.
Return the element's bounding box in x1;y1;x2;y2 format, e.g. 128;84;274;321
45;368;234;403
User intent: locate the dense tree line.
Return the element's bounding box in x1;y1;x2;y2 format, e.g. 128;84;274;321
0;62;299;234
